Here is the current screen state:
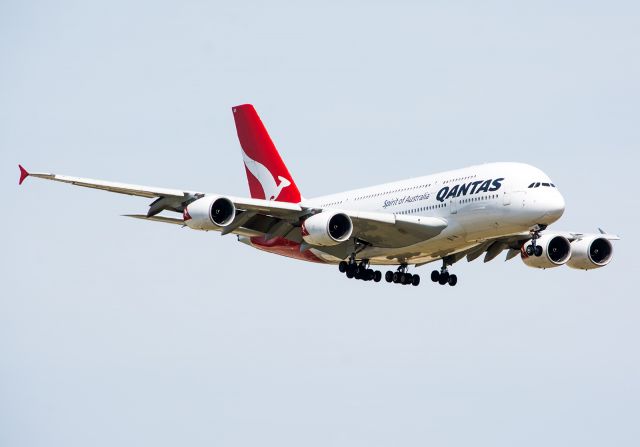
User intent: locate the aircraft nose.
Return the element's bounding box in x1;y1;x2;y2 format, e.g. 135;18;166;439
544;190;565;222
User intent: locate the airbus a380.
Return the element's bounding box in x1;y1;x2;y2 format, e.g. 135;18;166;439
19;104;619;287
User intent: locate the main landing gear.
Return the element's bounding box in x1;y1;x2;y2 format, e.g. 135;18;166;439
384;264;421;286
339;258;382;282
430;261;457;287
525;225;547;257
338;256;457;288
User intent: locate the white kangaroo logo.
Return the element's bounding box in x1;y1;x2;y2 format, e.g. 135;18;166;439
241;149;291;201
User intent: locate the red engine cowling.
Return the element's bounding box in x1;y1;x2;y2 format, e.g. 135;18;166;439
521;234;572;269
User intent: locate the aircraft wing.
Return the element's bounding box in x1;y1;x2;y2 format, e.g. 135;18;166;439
459;229;621;265
19;164;302;217
19;165;447;249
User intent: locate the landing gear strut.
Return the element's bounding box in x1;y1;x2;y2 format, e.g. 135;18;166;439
430;260;457;287
525;225;546;257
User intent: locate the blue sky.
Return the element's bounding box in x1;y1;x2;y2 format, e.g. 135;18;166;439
1;1;639;446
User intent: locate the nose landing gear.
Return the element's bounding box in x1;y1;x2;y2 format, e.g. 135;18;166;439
525;225;547;257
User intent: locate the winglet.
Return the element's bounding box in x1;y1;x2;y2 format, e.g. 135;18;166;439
18;164;29;185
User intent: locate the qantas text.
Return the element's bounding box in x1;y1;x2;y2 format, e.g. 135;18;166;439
436;178;504;202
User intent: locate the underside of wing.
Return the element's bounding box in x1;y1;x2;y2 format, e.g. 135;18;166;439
348;211;448;248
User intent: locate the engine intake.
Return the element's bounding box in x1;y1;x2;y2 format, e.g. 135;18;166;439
302;211;353;246
521;234;572;269
184;196;236;230
567;236;613;270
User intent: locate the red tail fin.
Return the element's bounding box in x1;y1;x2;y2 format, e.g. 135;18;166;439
232;104;301;203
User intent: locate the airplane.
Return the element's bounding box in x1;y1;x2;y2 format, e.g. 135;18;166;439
18;104;619;287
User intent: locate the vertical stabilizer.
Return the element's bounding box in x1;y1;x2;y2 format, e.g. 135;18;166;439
232;104;301;203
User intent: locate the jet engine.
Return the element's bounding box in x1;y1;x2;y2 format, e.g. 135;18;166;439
566;236;613;270
183;196;236;230
521;234;572;269
301;211;353;246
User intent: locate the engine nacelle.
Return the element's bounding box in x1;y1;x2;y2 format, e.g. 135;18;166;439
183;196;236;230
521;234;572;269
566;236;613;270
301;211;353;246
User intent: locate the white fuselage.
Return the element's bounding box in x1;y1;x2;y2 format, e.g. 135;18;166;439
302;162;565;265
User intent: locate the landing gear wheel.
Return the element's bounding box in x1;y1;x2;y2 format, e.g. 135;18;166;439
374;271;382;282
448;274;458;287
438;271;449;285
346;268;355;279
535;246;543;257
526;245;535;256
403;273;413;285
366;269;375;281
393;272;400;283
431;270;440;282
385;271;393;283
339;261;348;273
412;274;421;286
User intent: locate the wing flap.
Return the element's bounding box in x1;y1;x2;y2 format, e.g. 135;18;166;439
124;214;264;237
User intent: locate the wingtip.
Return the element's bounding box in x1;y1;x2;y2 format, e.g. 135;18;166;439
18;164;29;185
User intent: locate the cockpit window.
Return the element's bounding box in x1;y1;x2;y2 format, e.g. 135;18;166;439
529;181;558;188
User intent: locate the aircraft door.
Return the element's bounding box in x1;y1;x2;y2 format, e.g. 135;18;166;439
450;198;457;214
503;191;511;206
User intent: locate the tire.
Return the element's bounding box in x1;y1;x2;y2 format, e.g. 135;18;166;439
346;269;354;279
526;245;534;256
438;272;449;285
385;271;393;282
393;272;400;283
448;274;458;286
535;245;543;257
404;273;413;285
431;270;440;282
338;261;348;273
374;271;382;282
412;274;421;286
367;269;374;281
